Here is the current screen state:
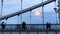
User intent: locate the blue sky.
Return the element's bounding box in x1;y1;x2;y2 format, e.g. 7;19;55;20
0;0;58;24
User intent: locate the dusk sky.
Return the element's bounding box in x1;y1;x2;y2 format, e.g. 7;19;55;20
0;0;58;24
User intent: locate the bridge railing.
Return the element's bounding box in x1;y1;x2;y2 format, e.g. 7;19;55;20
0;24;60;31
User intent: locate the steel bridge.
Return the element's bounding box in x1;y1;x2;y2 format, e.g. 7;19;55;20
0;0;56;20
0;0;60;34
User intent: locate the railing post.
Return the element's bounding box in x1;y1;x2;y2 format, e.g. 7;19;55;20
56;31;57;34
2;28;3;34
37;24;38;34
11;24;12;34
27;24;29;34
46;29;48;34
19;24;20;34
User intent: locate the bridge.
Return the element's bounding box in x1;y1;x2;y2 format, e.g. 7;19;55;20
0;0;56;20
0;0;60;34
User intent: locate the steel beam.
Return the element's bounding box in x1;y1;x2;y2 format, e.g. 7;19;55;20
0;0;56;20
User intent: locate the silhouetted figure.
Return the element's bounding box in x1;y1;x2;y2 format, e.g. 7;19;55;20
22;21;26;30
46;22;51;30
46;23;48;30
48;23;51;29
1;21;5;30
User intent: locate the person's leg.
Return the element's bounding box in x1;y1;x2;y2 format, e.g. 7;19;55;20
24;26;26;30
3;26;5;29
46;25;47;29
2;26;3;30
49;25;51;29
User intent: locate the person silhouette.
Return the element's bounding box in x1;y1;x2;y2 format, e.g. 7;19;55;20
46;22;51;30
48;23;51;30
22;21;26;30
1;21;5;30
46;22;49;30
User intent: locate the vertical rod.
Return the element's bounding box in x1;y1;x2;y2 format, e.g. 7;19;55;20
54;1;58;29
37;24;38;34
6;19;8;24
18;15;20;34
46;31;48;34
1;0;3;17
56;31;57;34
55;1;57;23
11;24;12;34
1;1;3;34
42;0;44;29
42;6;44;28
20;0;23;24
28;24;29;34
58;0;60;23
28;31;29;34
30;11;31;24
18;15;19;24
0;0;3;26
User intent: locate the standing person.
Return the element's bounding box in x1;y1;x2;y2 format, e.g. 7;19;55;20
1;21;5;30
46;22;49;30
22;21;26;30
46;22;51;30
48;23;51;30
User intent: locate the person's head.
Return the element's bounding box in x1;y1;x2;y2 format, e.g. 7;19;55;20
23;21;25;23
22;21;26;24
49;22;51;24
47;22;48;24
2;21;4;23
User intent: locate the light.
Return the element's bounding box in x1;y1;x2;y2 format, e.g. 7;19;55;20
34;10;40;16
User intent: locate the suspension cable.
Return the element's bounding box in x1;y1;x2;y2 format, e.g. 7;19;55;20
30;11;32;24
6;18;8;24
42;0;44;29
55;1;57;23
42;6;44;24
20;0;23;24
0;0;3;23
54;1;58;23
42;0;44;24
1;0;3;16
18;15;19;24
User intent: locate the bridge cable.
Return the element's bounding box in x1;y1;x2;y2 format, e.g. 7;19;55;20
55;1;57;23
30;11;32;24
6;18;8;24
54;1;57;23
42;0;44;29
1;0;3;17
20;0;23;24
18;15;19;24
0;0;3;24
17;15;21;34
54;0;58;32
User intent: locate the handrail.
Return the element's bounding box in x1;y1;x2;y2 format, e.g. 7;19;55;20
0;24;60;32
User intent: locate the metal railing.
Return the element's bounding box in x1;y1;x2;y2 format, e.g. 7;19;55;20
0;24;60;32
